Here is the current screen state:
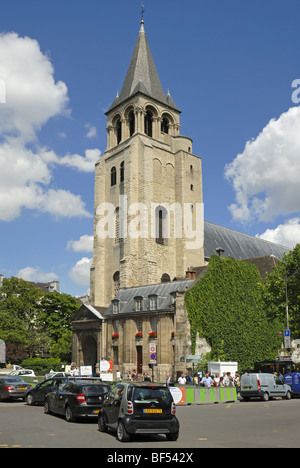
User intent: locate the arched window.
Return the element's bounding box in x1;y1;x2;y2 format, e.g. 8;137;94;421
161;273;171;283
116;118;122;144
113;271;120;295
129;110;135;136
144;110;153;137
120;161;124;183
111;166;117;186
161;117;169;134
155;206;169;245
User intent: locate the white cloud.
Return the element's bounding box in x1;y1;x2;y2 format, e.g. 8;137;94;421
0;32;99;221
257;218;300;248
0;32;69;140
225;106;300;223
18;266;58;283
69;257;92;286
59;148;101;172
67;235;93;253
85;123;98;138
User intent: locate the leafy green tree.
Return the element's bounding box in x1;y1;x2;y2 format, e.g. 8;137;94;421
37;293;80;343
50;330;72;362
185;255;282;370
262;244;300;339
0;278;45;355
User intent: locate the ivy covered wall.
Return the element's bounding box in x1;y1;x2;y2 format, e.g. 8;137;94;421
184;255;282;370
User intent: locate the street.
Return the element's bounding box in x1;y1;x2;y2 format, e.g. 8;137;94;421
1;397;300;449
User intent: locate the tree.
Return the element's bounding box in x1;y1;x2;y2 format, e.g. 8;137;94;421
50;330;72;362
185;255;282;370
0;278;44;355
37;293;80;343
262;244;300;339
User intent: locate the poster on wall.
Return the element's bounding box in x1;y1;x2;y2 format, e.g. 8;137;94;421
100;360;113;372
80;365;93;376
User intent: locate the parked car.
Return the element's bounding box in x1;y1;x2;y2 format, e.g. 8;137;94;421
98;382;180;442
26;377;69;406
0;376;32;401
10;369;36;378
44;371;71;380
240;373;292;401
44;378;111;422
284;373;300;396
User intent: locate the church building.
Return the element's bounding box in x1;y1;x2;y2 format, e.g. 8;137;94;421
71;17;289;380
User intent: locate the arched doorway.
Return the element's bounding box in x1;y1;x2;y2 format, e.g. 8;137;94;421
82;336;97;375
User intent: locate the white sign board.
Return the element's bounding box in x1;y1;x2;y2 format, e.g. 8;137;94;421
149;342;156;353
80;365;93;376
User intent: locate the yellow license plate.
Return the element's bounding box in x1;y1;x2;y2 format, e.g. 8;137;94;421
18;387;26;390
93;409;100;414
144;409;162;413
243;387;250;390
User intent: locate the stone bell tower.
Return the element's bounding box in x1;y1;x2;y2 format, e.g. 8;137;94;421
90;18;204;308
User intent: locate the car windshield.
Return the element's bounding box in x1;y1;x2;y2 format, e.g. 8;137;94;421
2;377;26;383
80;385;111;394
132;387;172;404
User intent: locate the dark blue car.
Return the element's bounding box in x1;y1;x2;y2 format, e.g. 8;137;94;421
284;373;300;396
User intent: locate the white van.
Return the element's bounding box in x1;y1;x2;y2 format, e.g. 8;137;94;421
240;373;291;401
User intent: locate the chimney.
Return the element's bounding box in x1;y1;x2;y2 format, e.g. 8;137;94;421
185;267;196;279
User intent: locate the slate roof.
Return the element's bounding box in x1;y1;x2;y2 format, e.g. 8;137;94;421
104;278;194;317
204;221;289;261
107;21;180;113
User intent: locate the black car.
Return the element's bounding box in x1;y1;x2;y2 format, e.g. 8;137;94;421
98;382;180;442
44;379;111;422
26;377;68;406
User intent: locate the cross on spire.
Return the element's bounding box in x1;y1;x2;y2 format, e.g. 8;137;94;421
141;3;145;24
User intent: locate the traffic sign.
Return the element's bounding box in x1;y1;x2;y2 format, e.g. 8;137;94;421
149;343;156;353
284;330;291;349
186;354;202;364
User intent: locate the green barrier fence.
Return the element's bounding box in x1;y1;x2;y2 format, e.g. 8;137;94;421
170;385;237;405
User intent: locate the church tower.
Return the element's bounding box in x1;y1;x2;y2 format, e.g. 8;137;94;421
90;17;204;308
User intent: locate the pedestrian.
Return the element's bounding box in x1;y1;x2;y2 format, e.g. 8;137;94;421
166;374;171;386
178;373;186;385
143;372;151;382
219;376;225;387
185;373;192;384
214;373;220;387
234;372;240;392
201;373;213;388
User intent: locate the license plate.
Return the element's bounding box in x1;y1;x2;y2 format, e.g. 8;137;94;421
243;387;250;390
143;409;162;413
93;409;100;414
17;387;26;390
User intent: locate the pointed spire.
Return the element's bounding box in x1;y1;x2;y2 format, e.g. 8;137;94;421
107;15;180;113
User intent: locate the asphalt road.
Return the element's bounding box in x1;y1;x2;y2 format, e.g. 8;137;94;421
0;397;300;450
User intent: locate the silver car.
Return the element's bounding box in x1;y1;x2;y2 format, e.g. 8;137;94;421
240;373;292;401
0;375;32;401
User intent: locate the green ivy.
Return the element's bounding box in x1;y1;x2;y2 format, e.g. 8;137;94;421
185;255;282;370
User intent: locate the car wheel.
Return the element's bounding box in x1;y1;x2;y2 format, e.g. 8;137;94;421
44;399;51;414
285;391;292;400
98;414;108;433
65;404;76;422
117;421;131;442
262;392;269;402
166;431;179;441
26;394;35;406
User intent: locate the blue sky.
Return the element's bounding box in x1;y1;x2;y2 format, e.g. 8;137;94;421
0;0;300;297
